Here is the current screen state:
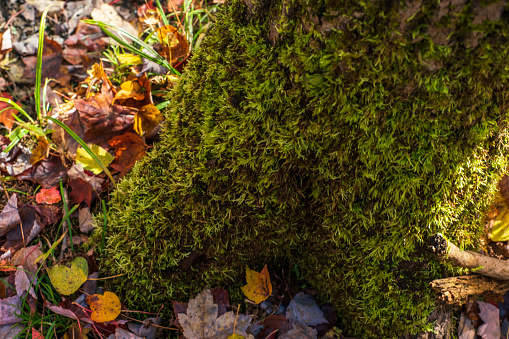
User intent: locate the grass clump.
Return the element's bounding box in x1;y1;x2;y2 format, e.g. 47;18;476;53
100;0;509;336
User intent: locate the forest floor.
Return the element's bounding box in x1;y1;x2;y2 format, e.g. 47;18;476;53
0;1;508;338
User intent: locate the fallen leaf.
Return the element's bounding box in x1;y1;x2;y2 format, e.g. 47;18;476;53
211;287;230;316
255;315;291;339
56;95;135;154
178;288;252;339
75;144;114;175
127;317;162;339
459;312;476;339
279;321;317;339
2;205;43;252
111;328;143;339
79;207;95;233
0;324;24;339
11;245;43;274
285;292;328;327
241;265;272;304
31;204;62;225
114;80;145;103
0;92;18;132
35;187;61;204
66;322;91;339
477;301;500;339
19;36;63;84
91;4;138;43
44;300;93;324
118;54;142;65
0;194;20;236
0;295;22;325
47;257;88;295
16;155;68;188
87;291;121;323
30;136;50;164
15;267;37;298
69;178;93;207
108;133;148;177
68;163;105;193
134;104;164;136
32;327;44;339
156;25;188;63
113;74;152;109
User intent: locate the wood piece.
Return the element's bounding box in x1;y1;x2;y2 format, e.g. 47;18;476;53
431;275;509;305
427;233;509;279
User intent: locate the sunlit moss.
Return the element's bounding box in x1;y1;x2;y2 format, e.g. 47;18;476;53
98;0;509;337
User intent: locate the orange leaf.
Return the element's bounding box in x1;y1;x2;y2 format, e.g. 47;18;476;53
108;133;148;177
30;136;50;165
156;25;188;63
241;264;272;304
86;291;121;323
0;92;18;132
134;104;164;136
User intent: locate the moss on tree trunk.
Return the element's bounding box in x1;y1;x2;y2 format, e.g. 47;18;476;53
100;0;509;337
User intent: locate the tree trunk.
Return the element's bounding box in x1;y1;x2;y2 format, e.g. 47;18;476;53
101;0;509;338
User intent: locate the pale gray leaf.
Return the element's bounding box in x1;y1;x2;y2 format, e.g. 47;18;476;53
128;317;162;339
285;293;328;326
205;311;252;338
179;288;218;339
279;321;317;339
15;266;36;299
0;194;20;236
114;328;143;339
477;301;500;339
0;323;25;339
458;312;476;339
0;295;22;325
79;207;95;233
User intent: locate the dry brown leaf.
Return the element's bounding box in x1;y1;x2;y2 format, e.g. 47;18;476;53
156;25;188;63
134;104;164;136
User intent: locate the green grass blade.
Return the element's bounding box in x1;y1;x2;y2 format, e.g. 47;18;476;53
82;20;181;76
101;199;107;255
59;180;73;252
0;98;33;122
46;117;116;185
155;0;170;26
35;7;51;121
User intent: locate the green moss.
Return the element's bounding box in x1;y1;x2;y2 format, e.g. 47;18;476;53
99;0;509;337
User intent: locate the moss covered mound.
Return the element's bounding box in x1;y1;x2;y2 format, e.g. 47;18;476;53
101;0;509;336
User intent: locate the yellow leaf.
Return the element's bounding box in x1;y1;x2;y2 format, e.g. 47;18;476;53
87;63;105;80
114;80;145;102
86;291;121;323
241;264;272;304
134;104;164;135
117;53;142;65
47;257;88;295
76;144;114;175
227;335;245;339
492;192;509;241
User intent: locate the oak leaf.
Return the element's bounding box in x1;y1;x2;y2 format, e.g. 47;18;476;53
241;265;272;304
47;257;88;295
86;291;121;323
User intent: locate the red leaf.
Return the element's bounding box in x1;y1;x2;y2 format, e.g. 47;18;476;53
35;187;61;204
69;178;92;207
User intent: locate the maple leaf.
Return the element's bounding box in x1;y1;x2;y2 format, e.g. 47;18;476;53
241;265;272;304
177;288;252;339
